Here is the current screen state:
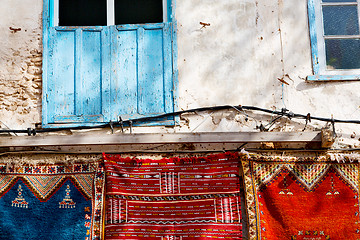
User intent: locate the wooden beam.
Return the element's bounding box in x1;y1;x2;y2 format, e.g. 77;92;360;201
0;132;321;148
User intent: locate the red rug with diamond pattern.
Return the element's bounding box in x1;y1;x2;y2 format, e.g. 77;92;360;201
103;153;242;240
242;158;360;239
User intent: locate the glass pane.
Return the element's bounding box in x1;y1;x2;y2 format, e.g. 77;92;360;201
59;0;107;26
115;0;163;25
325;39;360;69
323;0;356;2
323;6;359;35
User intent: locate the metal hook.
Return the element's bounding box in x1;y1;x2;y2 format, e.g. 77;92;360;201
118;116;124;133
281;108;289;115
302;113;311;131
129;120;133;134
109;121;114;134
331;115;336;137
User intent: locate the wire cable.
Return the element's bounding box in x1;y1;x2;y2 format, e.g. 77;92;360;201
2;105;360;135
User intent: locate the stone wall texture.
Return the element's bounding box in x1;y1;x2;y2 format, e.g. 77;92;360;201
0;0;43;129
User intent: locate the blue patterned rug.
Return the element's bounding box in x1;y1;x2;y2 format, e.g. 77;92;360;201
0;161;105;240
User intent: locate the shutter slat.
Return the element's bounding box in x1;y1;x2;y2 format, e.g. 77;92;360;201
81;30;102;116
53;30;76;118
74;29;83;115
163;23;174;114
101;27;112;122
110;28;139;119
138;28;165;115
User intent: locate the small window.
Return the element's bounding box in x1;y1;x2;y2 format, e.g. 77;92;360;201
57;0;163;26
59;0;107;26
308;0;360;80
115;0;163;25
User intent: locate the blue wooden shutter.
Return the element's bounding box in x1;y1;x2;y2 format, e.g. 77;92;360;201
42;1;175;127
109;23;174;120
44;27;110;125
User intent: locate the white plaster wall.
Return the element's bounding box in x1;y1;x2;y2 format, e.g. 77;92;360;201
175;0;360;147
1;0;360;147
177;0;288;109
176;0;304;133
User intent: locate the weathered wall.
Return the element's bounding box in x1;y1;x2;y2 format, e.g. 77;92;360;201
176;0;360;147
0;0;43;129
1;0;360;147
175;0;316;133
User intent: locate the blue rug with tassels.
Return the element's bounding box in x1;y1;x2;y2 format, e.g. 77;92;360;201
0;161;104;240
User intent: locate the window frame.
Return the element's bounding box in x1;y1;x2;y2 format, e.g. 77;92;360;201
307;0;360;81
52;0;169;27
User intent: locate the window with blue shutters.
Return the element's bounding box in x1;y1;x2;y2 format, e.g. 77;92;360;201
308;0;360;81
42;0;177;127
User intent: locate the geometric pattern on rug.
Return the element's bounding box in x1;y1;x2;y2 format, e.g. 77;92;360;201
242;159;360;240
104;152;242;239
71;174;96;199
252;162;284;189
21;175;66;200
0;161;105;240
334;164;359;192
290;164;330;191
0;175;16;196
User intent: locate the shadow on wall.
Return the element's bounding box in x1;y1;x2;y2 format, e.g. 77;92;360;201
178;0;314;108
296;80;356;91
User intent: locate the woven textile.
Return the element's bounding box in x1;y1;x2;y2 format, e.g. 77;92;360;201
0;160;105;240
104;153;242;240
242;158;360;240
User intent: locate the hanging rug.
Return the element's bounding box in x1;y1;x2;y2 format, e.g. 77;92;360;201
103;152;242;240
0;160;105;240
242;157;360;240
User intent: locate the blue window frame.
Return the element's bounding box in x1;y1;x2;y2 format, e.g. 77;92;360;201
308;0;360;81
42;0;177;127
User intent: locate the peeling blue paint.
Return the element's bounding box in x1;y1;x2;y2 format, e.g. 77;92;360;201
307;0;320;75
42;0;177;128
307;75;360;81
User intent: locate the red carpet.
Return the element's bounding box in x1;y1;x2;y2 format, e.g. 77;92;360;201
242;159;360;239
104;153;242;239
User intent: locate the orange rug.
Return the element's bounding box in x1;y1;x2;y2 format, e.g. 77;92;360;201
242;158;360;239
